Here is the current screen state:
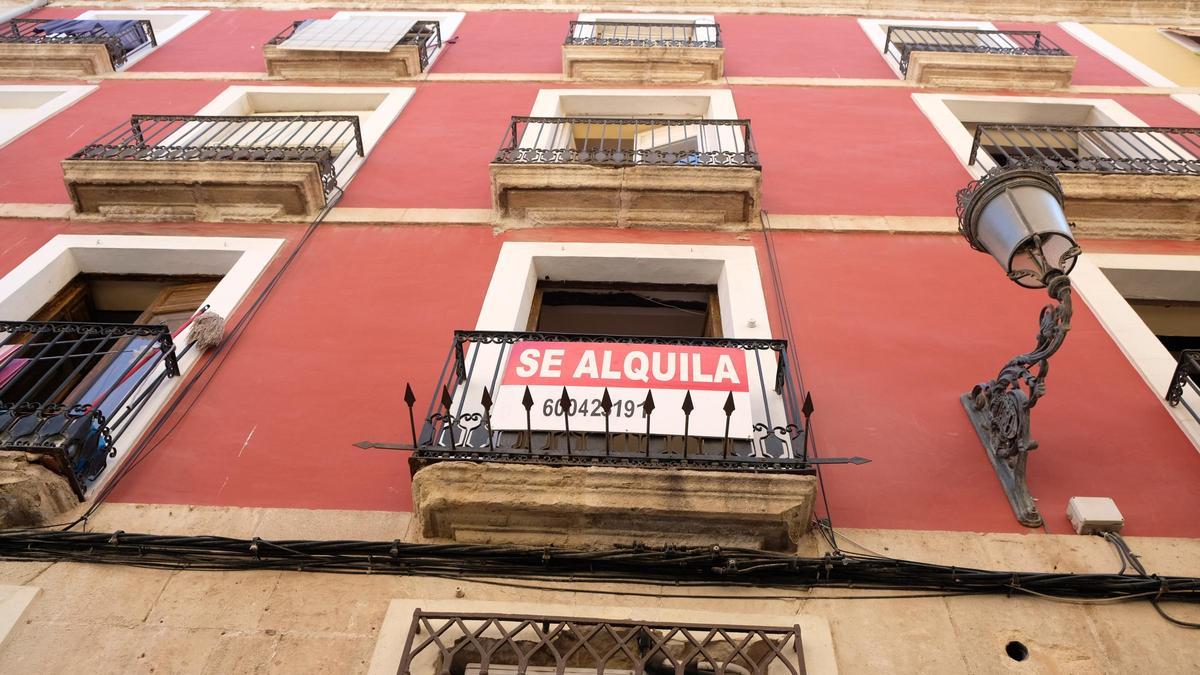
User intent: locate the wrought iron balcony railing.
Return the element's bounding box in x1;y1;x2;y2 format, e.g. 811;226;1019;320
396;610;807;675
1166;350;1200;424
68;114;366;197
495;117;759;168
565;20;721;48
0;17;156;69
968;124;1200;175
0;321;180;496
884;26;1068;75
266;19;442;72
362;331;873;474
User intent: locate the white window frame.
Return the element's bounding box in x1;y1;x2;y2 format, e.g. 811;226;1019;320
367;599;836;675
0;85;95;150
574;12;718;43
469;242;788;449
0;234;284;495
1071;253;1200;451
858;18;998;79
1058;22;1179;87
329;11;464;68
74;9;210;70
911;92;1158;178
191;85;415;189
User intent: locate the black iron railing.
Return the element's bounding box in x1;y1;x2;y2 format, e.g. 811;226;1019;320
267;19;442;72
969;124;1200;175
1166;350;1200;424
0;17;156;69
884;26;1068;75
566;20;721;48
0;321;179;496
396;610;807;675
68;114;365;197
495;117;759;168
370;331;867;474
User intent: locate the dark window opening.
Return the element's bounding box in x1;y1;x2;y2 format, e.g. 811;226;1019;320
3;274;219;415
528;281;721;338
1126;298;1200;361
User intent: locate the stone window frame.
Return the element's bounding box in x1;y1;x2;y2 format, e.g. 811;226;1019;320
910;92;1159;178
857;18;999;79
0;234;284;495
191;85;416;190
0;84;96;150
1071;253;1200;451
365;599;837;675
328;11;465;68
73;9;210;70
1058;22;1180;87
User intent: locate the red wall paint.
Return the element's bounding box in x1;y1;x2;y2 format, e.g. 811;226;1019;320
732;86;970;215
0;81;226;204
996;22;1142;86
338;82;542;209
434;11;572;73
131;9;335;73
719;15;896;79
1114;95;1200;127
96;225;1200;537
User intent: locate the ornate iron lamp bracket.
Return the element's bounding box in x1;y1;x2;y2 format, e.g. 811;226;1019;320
961;273;1072;527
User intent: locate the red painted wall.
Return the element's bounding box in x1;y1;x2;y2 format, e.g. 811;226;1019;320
69;223;1200;538
132;9;335;73
719;15;896;79
435;11;572;73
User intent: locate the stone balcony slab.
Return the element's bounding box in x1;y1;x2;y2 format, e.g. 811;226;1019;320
562;44;724;83
264;43;423;81
0;43;114;79
906;52;1077;90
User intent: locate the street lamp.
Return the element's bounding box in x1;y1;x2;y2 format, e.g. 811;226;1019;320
956;167;1081;527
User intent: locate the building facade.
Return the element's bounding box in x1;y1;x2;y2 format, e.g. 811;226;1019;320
0;0;1197;672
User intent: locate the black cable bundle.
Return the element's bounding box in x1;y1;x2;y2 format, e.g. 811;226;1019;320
0;530;1196;609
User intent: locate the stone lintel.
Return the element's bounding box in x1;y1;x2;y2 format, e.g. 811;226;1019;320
490;163;761;228
61;159;330;222
0;43;115;79
263;44;422;81
1060;173;1200;239
412;461;817;551
562;44;724;83
906;52;1077;90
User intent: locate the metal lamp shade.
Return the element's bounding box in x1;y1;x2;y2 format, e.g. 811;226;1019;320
959;169;1079;289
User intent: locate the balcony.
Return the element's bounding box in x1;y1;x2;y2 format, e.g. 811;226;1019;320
563;20;724;82
968;124;1200;236
62;114;364;221
0;321;178;523
383;330;856;550
490;117;761;228
1167;350;1199;425
263;18;440;81
0;18;156;78
884;26;1075;89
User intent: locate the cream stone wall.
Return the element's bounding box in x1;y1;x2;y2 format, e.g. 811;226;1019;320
0;503;1197;674
1085;24;1200;87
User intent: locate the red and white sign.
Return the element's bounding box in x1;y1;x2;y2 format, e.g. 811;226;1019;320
492;340;754;437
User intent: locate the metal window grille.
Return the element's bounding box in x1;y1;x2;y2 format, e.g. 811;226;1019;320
1166;350;1200;424
883;26;1068;75
494;117;758;168
267;19;442;71
968;124;1200;175
396;610;807;675
565;21;721;48
0;321;179;496
67;114;366;198
0;17;156;69
393;331;828;474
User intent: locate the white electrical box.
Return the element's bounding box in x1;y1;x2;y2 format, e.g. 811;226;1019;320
1067;496;1124;535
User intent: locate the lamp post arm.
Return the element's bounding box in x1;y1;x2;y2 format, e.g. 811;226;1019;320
962;273;1073;528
